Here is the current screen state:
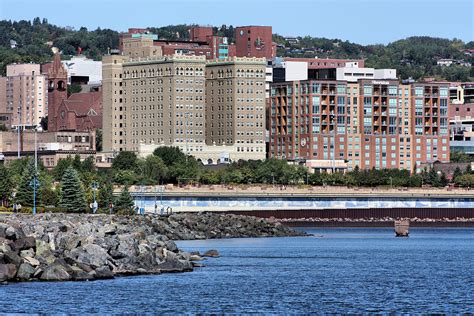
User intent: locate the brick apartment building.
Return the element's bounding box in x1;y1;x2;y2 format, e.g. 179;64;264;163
269;70;450;172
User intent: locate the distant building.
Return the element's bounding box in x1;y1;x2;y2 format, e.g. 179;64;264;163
47;52;102;132
0;63;47;129
235;26;276;59
336;62;397;82
0;130;95;169
42;55;102;86
449;82;474;156
284;37;299;45
437;58;471;67
437;59;455;66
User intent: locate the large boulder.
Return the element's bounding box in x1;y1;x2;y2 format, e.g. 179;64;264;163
16;263;35;280
67;244;109;269
35;240;52;257
20;249;35;258
40;264;71;281
155;249;193;272
0;263;17;282
11;237;36;252
3;250;22;265
5;226;25;241
203;249;220;258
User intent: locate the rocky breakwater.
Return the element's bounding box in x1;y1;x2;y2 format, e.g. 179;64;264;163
0;213;304;283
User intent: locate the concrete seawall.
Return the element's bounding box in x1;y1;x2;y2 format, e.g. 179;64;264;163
125;185;474;214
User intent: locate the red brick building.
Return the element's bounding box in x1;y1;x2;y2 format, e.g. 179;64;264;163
46;53;102;132
55;90;102;131
235;26;275;59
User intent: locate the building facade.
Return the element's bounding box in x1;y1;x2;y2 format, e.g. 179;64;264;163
235;26;275;59
0;63;47;129
205;57;267;159
269;79;450;172
102;54;128;152
0;130;95;169
122;55;207;153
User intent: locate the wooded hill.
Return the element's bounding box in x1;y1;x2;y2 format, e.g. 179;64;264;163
1;18;472;81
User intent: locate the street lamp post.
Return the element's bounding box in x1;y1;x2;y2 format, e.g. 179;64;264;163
91;182;98;214
31;127;39;215
140;185;145;215
389;176;393;189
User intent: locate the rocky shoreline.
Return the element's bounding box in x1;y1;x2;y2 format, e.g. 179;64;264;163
0;213;304;283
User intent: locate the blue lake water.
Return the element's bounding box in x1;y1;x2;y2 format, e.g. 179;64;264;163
1;228;473;314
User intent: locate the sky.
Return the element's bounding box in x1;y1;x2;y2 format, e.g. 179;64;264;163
0;0;473;45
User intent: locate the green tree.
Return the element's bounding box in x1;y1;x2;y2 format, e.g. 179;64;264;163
142;155;167;184
15;158;36;206
112;151;138;170
72;154;82;171
67;84;82;96
0;164;12;206
453;167;463;181
40;187;58;206
450;151;474;163
115;185;134;211
153;146;186;165
53;156;73;181
455;174;474;187
95;129;102;152
59;166;87;212
98;181;115;209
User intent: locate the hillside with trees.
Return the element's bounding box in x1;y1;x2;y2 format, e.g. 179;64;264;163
0;18;472;81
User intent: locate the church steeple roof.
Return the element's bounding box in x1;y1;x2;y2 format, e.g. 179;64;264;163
48;52;67;78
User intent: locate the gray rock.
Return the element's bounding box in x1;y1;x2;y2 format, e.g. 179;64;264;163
24;256;40;267
0;239;12;253
203;249;220;258
0;263;17;282
40;264;71;281
16;263;35;280
189;254;203;261
70;266;94;281
11;237;36;251
35;240;52;257
94;266;114;279
20;249;35;258
5;226;25;241
3;250;22;265
67;244;109;269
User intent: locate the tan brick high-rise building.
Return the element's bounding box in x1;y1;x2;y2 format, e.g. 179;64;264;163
122;55;207;153
206;57;266;157
0;63;47;129
102;54;128;152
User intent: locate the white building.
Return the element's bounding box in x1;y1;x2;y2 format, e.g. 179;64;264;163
62;56;102;85
336;62;397;82
437;59;454;66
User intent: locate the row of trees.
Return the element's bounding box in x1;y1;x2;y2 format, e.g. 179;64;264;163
109;147;455;188
0;156;134;213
